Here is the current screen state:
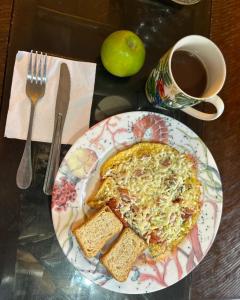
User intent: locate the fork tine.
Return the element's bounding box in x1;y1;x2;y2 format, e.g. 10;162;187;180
28;50;33;82
37;52;43;84
33;51;38;83
43;53;47;84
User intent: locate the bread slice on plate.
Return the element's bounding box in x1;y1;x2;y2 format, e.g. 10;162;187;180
73;206;123;258
101;227;147;282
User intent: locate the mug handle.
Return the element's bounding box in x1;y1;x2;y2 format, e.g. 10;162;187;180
181;95;224;121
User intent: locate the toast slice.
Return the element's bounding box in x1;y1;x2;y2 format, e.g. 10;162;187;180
101;228;147;282
73;206;123;258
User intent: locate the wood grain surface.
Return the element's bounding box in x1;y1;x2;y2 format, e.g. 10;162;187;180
191;1;240;299
0;0;13;104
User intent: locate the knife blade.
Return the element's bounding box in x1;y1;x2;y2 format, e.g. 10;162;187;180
54;63;71;129
43;63;71;195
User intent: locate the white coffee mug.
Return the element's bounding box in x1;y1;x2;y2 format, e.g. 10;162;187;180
145;35;226;121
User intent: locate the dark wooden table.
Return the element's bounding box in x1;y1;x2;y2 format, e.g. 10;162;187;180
0;1;239;299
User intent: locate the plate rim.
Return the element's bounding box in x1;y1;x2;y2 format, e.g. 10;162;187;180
51;111;223;294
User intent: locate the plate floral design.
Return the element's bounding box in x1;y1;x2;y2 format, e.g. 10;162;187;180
51;111;222;294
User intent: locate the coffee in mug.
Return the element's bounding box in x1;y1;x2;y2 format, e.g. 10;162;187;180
171;50;207;98
145;35;226;121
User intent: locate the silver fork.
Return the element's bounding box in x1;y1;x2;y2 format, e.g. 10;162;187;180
16;50;47;189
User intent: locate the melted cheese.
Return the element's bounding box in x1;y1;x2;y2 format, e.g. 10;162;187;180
94;143;201;259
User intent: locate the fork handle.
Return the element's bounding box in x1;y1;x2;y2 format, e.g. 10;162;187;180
43;114;63;195
16;102;35;189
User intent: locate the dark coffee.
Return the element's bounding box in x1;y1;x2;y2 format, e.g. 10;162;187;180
171;50;207;98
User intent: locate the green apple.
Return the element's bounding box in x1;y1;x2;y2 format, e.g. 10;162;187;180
100;30;146;77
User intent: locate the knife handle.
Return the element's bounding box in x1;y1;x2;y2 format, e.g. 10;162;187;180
43;114;62;195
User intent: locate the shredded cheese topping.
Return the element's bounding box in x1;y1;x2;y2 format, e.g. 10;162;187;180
100;143;201;258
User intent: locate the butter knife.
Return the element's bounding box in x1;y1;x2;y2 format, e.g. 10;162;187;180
43;63;71;195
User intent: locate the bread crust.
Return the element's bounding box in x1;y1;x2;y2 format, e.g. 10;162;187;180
101;228;147;281
73;206;123;258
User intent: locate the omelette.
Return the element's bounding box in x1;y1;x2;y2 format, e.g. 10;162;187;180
87;142;201;260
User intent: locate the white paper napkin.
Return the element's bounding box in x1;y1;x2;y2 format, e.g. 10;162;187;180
4;51;96;144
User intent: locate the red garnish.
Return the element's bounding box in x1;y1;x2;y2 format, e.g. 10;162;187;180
149;230;161;244
106;198;118;210
186;153;198;169
118;188;131;202
162;158;171;167
172;198;182;204
107;198;129;227
181;207;194;220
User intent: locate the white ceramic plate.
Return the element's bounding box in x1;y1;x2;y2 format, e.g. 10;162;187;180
51;111;222;294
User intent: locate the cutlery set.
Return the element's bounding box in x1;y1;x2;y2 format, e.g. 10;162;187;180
16;51;71;194
43;63;71;195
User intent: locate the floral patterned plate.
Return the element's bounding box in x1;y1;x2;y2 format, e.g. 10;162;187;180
52;111;222;294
